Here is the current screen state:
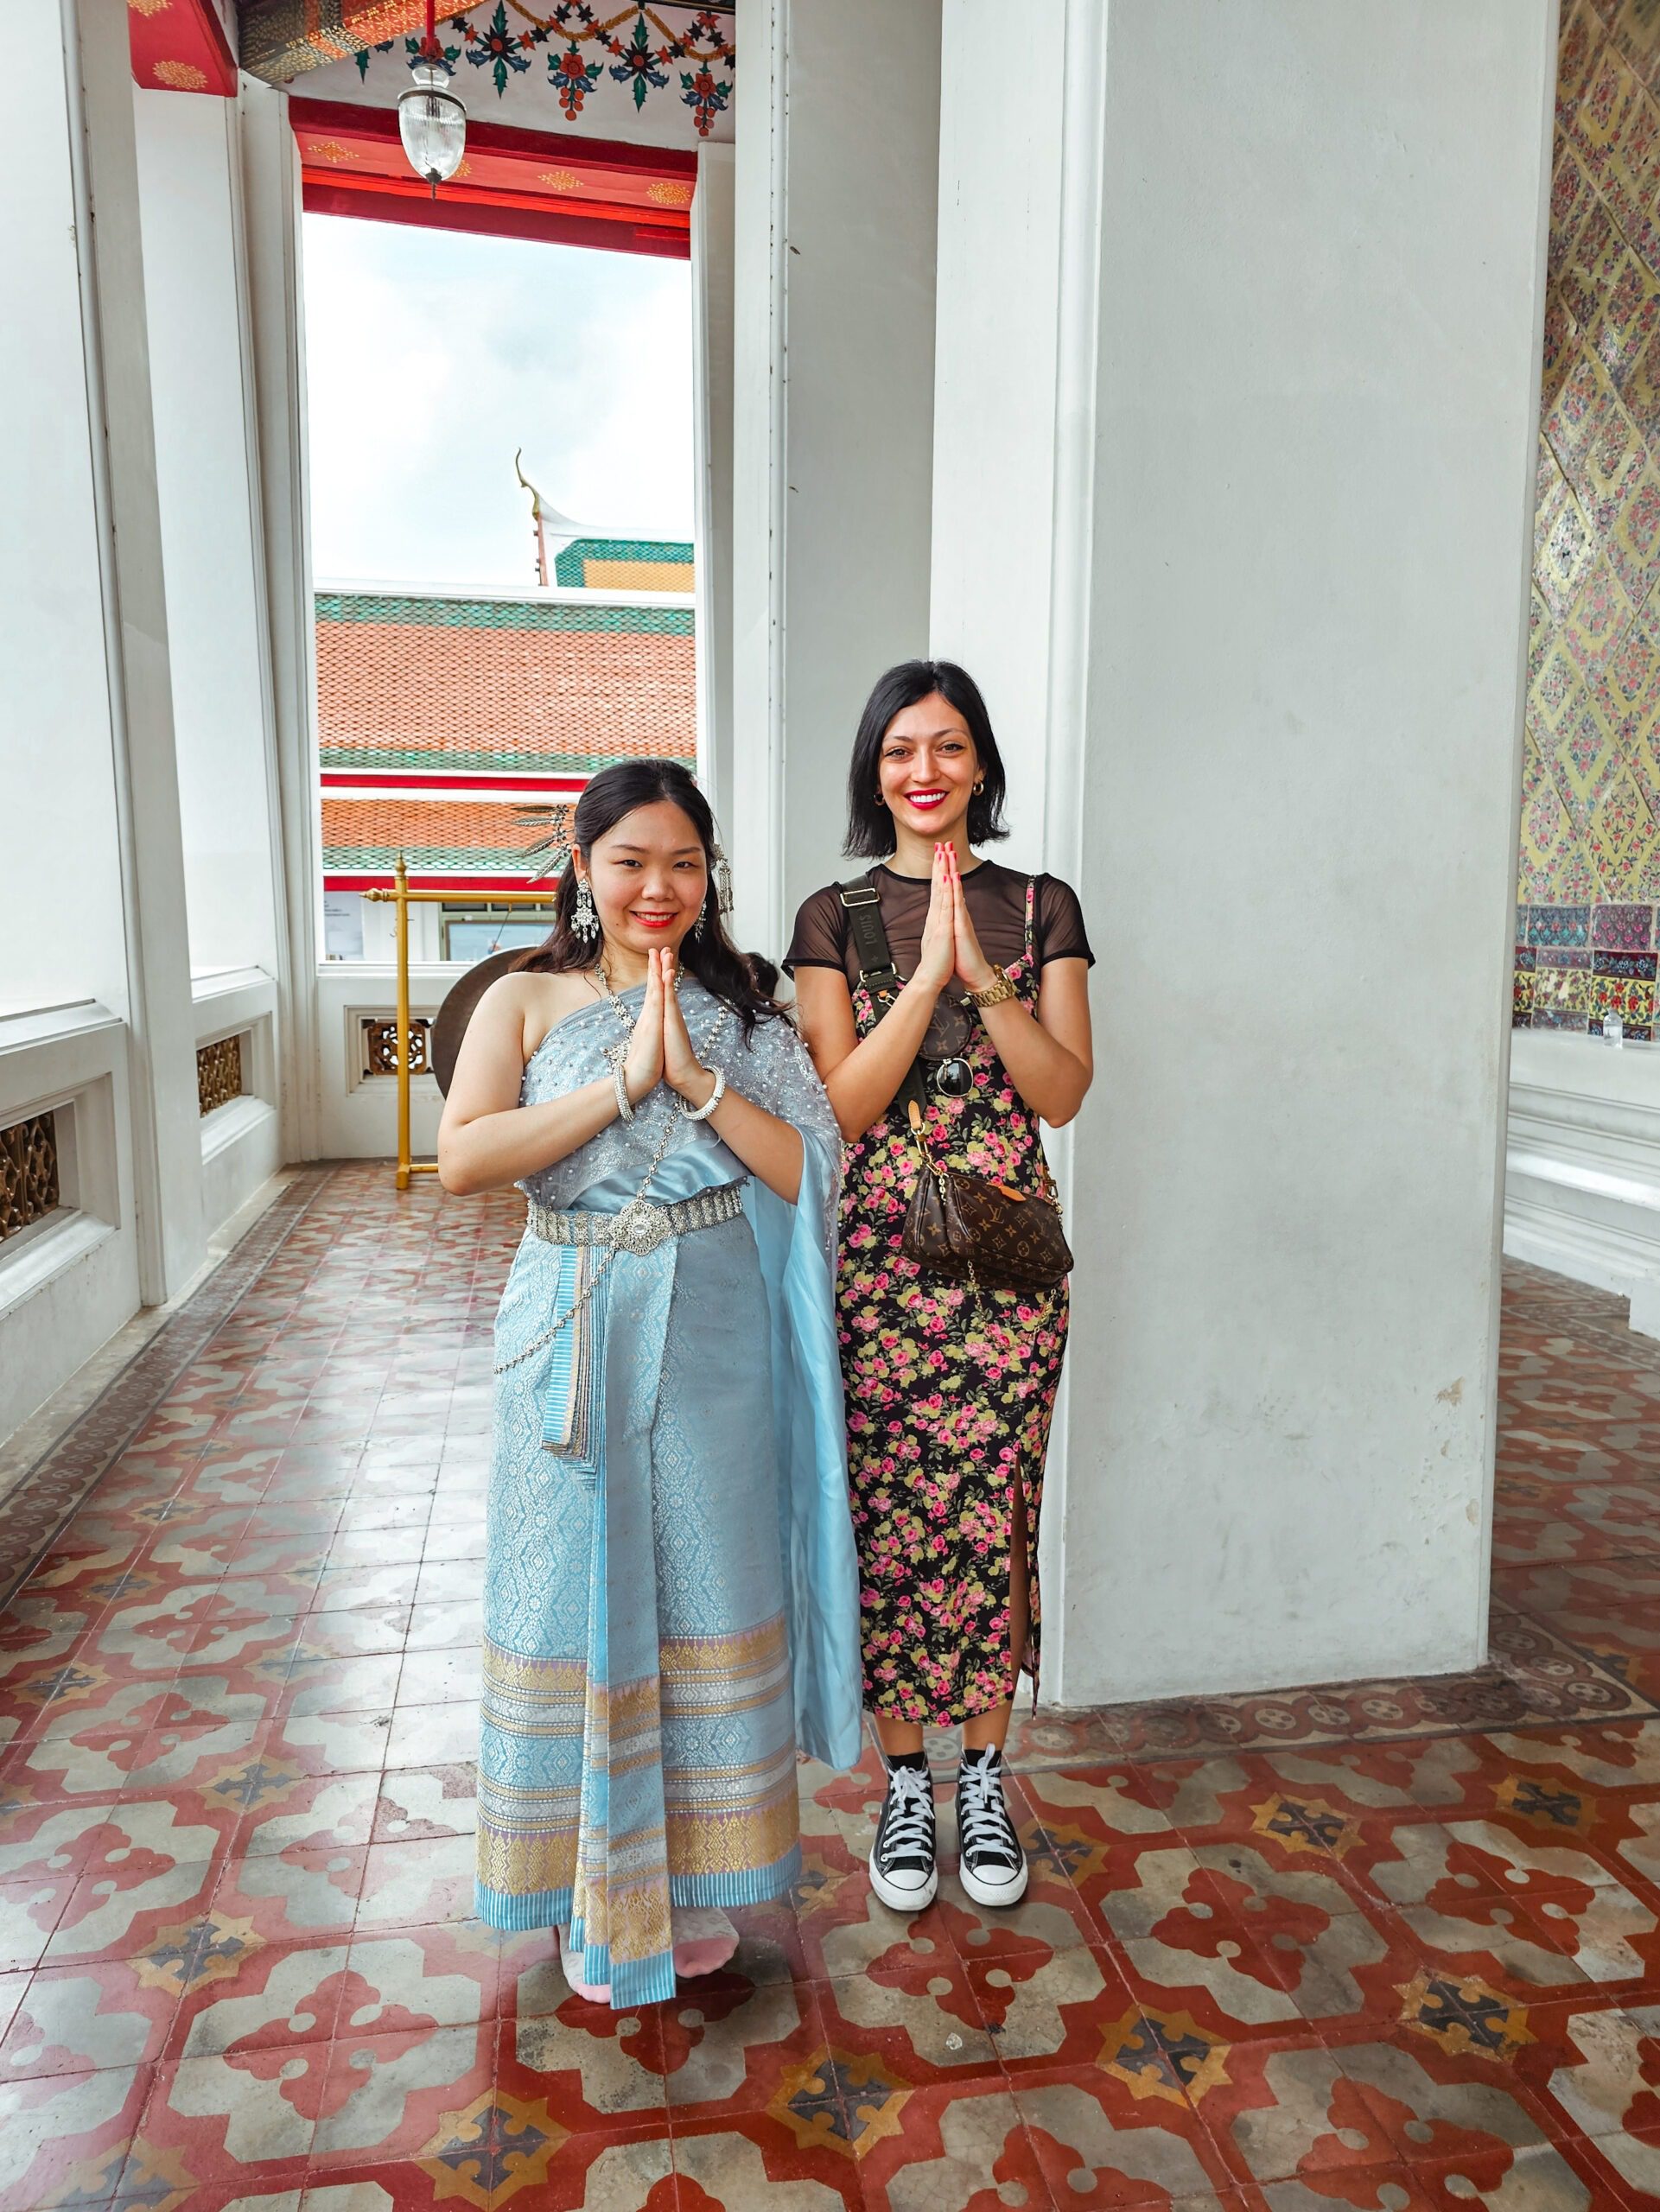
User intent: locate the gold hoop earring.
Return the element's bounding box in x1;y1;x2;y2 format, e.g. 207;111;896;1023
973;779;986;796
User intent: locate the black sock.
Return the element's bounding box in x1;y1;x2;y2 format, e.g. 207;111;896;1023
887;1749;929;1775
960;1744;1002;1770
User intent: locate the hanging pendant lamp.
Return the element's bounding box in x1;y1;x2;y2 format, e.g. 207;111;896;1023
398;0;466;195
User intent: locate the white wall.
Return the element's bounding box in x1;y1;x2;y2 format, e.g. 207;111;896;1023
0;1008;139;1443
730;0;942;957
315;963;448;1161
0;23;151;1427
1;18;297;1447
692;142;736;845
240;79;323;1164
1070;0;1552;1699
1506;1029;1660;1337
0;34;129;1018
134;88;284;984
932;0;1555;1703
930;0;1070;873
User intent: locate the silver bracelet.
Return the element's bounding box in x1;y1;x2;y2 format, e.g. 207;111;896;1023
681;1066;726;1122
613;1062;635;1122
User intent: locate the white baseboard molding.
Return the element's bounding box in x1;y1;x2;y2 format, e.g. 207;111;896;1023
1504;1029;1660;1338
200;1096;282;1245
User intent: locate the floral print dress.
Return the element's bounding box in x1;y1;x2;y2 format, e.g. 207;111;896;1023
836;881;1069;1725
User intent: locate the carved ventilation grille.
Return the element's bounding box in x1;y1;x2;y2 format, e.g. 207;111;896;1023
361;1017;432;1077
0;1113;60;1242
197;1035;245;1116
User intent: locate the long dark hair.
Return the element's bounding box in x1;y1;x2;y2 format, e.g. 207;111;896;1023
516;760;784;1039
844;658;1011;860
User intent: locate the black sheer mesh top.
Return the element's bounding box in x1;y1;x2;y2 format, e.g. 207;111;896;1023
785;861;1093;991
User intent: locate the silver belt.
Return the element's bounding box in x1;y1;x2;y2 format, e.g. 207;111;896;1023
525;1179;747;1259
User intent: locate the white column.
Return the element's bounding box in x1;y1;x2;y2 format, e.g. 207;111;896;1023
930;0;1105;1696
729;0;942;957
75;0;206;1300
133;90;284;983
240;79;323;1162
932;0;1556;1702
130;87;290;1236
692;142;735;841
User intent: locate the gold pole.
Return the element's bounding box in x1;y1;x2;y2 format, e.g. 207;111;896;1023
394;852;412;1191
359;880;554;1188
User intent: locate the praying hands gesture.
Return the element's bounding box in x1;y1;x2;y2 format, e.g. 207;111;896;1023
613;947;803;1201
621;947;716;1109
914;842;997;1001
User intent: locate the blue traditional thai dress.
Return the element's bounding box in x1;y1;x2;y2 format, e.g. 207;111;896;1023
475;980;863;2006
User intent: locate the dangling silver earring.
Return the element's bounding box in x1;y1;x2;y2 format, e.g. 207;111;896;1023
714;849;734;916
572;876;600;942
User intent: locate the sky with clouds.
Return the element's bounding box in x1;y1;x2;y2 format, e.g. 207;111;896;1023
302;213;693;589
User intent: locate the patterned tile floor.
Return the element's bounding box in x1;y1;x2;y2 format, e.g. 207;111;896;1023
3;1168;1660;2206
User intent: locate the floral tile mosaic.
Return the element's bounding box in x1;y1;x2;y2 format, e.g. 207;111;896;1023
1517;1;1660;1012
5;1181;1660;2204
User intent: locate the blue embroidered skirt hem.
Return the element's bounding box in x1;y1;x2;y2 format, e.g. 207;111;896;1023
473;1841;804;1944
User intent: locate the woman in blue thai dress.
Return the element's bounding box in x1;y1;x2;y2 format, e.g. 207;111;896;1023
438;760;862;2008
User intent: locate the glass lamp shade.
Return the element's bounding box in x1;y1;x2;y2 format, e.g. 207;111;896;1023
398;63;466;189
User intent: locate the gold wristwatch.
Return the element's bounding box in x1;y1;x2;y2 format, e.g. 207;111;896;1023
968;965;1018;1009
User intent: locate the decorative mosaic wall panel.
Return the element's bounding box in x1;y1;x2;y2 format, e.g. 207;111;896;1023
0;1113;59;1242
1517;0;1660;1037
361;1017;434;1077
196;1035;245;1116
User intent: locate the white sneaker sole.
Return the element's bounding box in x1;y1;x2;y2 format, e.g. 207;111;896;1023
958;1855;1029;1910
868;1859;939;1912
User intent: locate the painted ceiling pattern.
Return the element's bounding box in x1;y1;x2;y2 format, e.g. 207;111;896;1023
242;1;735;143
1517;0;1660;1034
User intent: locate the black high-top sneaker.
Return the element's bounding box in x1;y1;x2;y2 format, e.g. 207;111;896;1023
869;1753;938;1910
956;1744;1028;1908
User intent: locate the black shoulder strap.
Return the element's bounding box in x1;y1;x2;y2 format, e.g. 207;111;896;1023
838;875;927;1127
838;875;902;1003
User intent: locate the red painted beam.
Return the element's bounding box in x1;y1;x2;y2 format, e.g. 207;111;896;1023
293;98;692;258
325;874;561;893
302;180;687;258
289;99;696;178
128;0;237;94
319;772;588;793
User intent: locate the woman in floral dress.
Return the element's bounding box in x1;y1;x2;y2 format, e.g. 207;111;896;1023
787;660;1094;1912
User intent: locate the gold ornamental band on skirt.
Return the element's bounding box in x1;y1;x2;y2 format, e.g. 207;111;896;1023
475;1618;801;1909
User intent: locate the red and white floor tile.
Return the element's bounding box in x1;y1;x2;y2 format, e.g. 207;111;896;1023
3;1173;1660;2203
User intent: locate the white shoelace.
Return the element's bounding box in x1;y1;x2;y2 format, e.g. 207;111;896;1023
957;1759;1020;1870
877;1764;935;1869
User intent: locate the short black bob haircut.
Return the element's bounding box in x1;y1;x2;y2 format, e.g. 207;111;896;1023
843;659;1010;860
